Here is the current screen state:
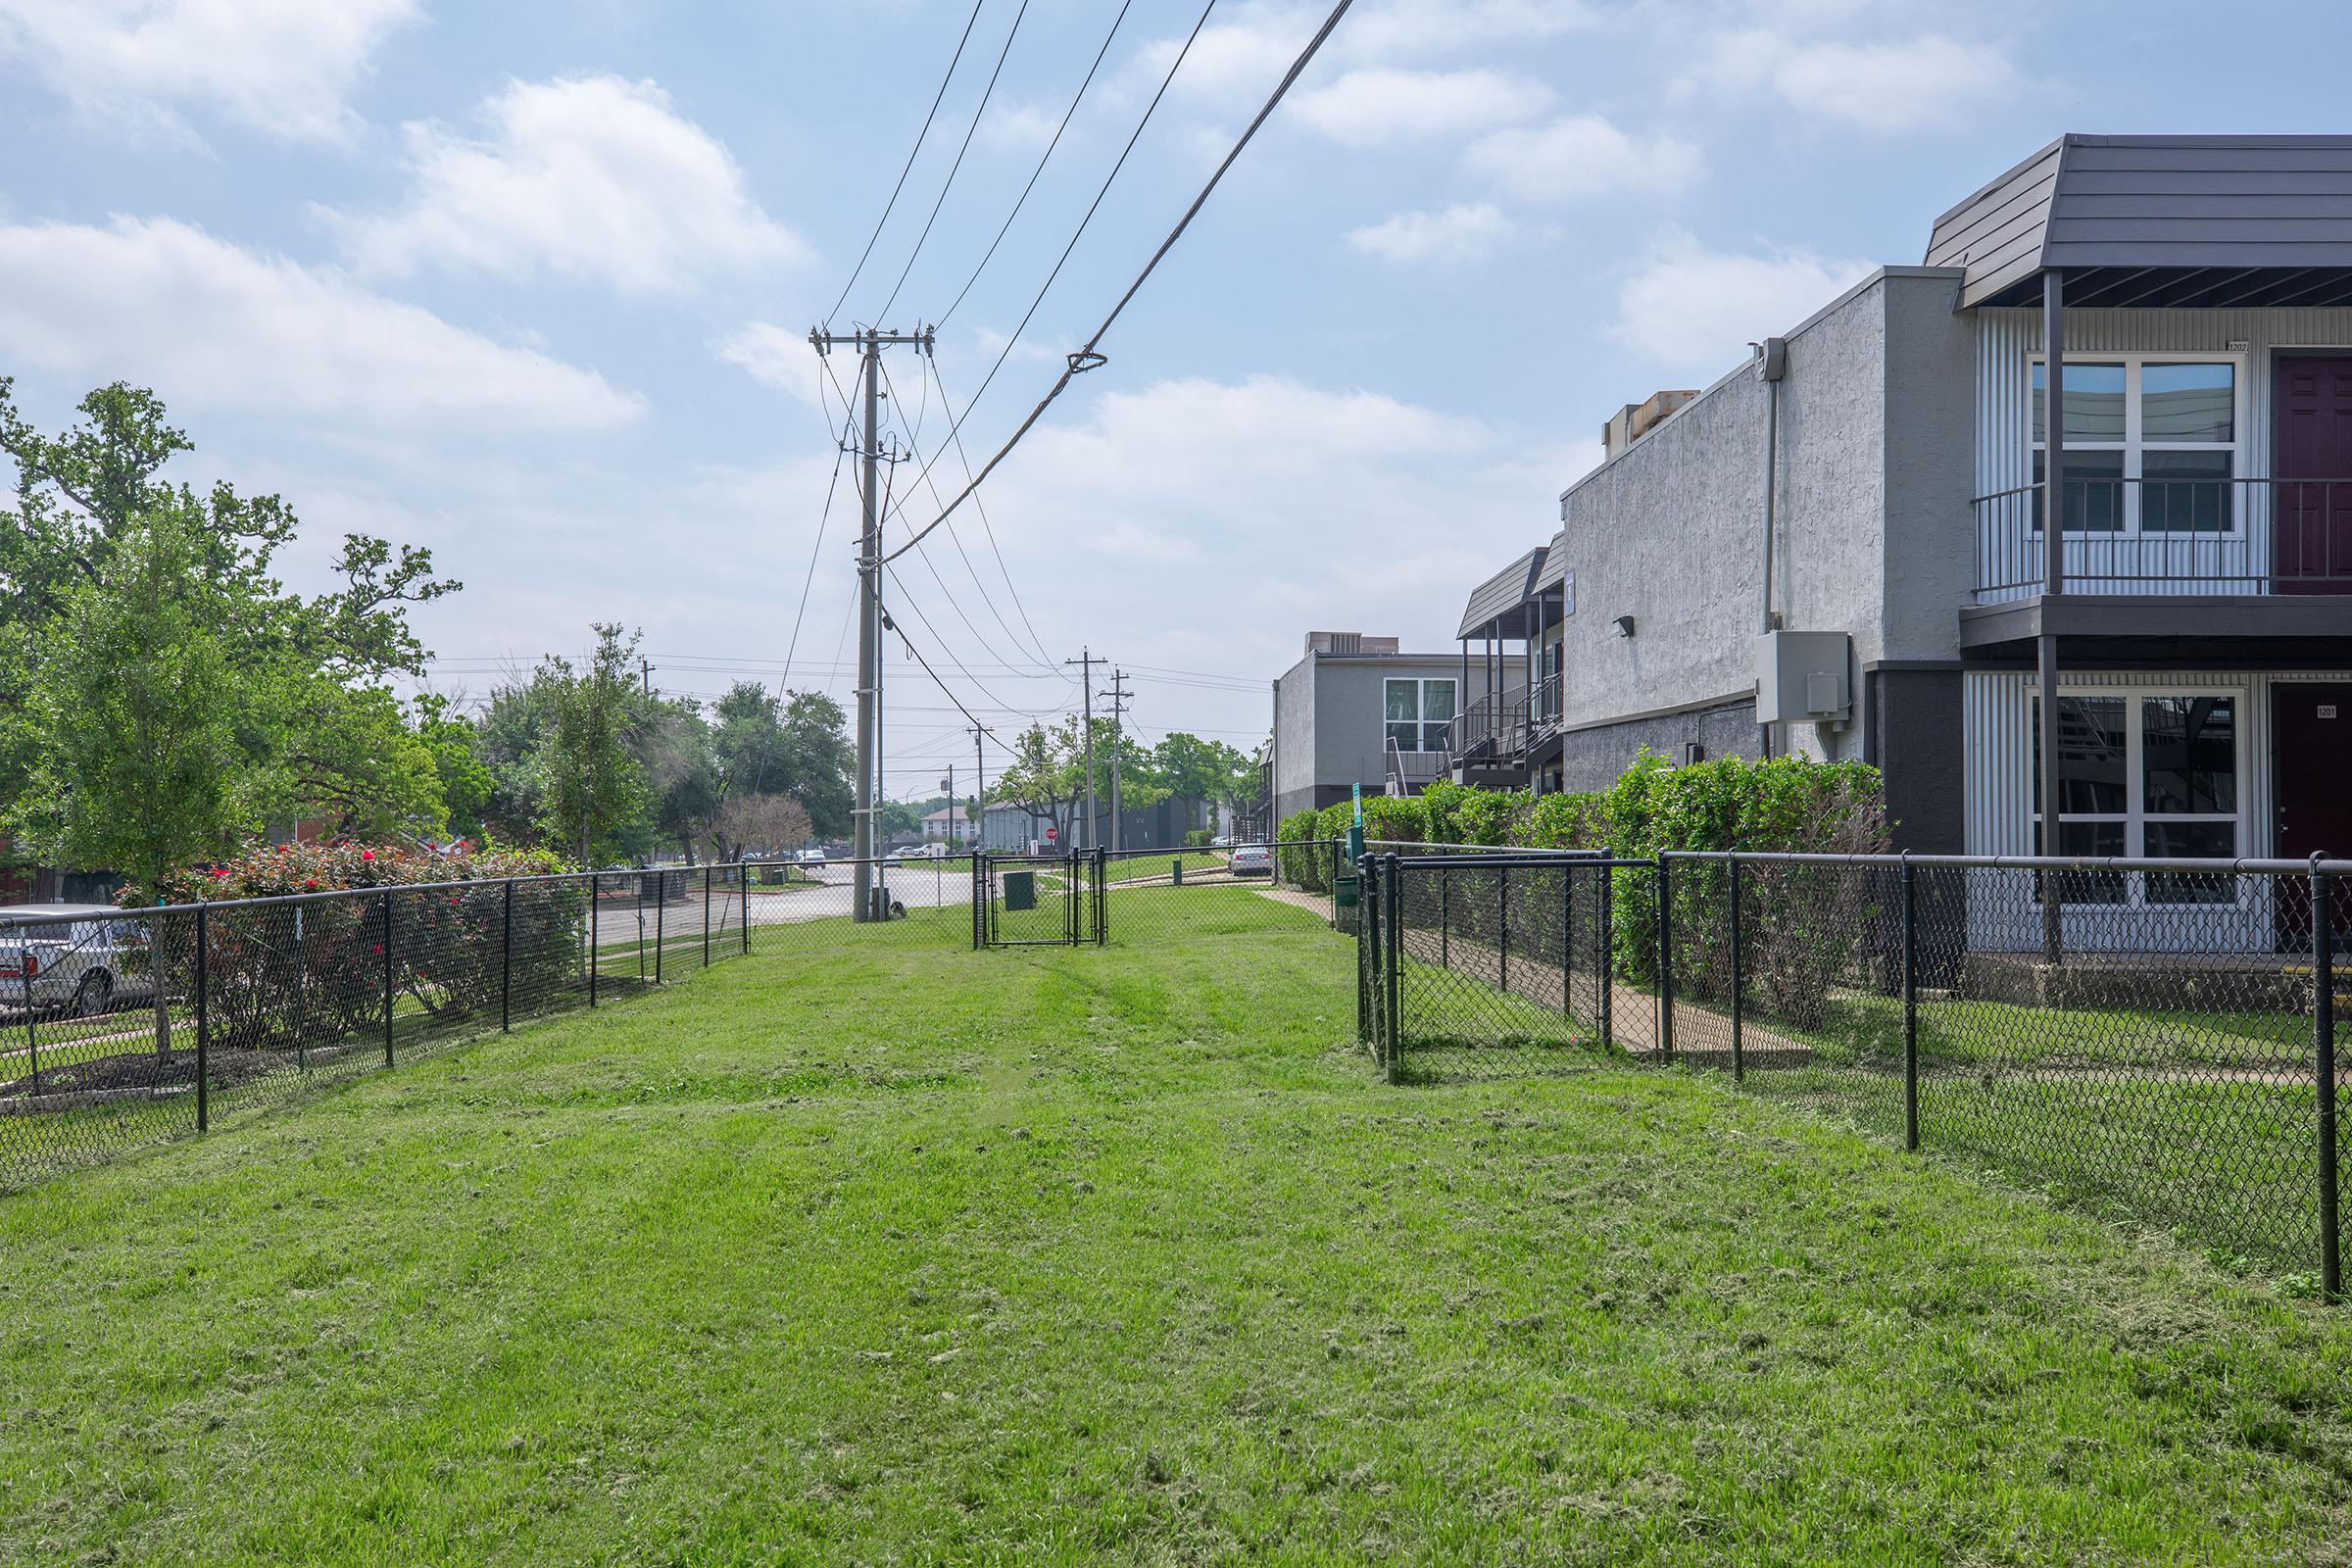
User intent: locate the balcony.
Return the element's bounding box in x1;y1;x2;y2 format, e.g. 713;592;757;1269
1975;476;2352;600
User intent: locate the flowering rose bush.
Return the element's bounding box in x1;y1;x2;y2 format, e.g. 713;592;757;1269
119;840;566;906
118;842;583;1052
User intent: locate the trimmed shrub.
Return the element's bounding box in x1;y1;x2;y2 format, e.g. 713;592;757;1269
117;841;581;1054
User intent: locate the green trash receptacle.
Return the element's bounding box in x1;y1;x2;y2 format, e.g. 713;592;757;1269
1003;869;1037;911
1335;873;1359;908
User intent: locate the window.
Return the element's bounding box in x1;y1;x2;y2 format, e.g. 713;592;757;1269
1386;678;1455;753
2032;358;2238;534
2033;691;2240;906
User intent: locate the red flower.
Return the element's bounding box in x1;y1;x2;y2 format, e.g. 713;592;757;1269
361;849;375;861
303;879;319;891
211;867;229;878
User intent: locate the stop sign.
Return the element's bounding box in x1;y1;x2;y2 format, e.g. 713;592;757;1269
1045;825;1058;842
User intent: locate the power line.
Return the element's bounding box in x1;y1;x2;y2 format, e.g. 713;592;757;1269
865;0;1222;546
929;353;1056;667
875;353;1059;677
823;0;991;326
882;0;1355;568
936;0;1139;330
876;0;1034;323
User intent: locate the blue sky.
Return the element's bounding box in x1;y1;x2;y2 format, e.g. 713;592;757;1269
6;0;2352;796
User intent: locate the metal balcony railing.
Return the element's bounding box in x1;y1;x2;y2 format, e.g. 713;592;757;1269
1975;476;2352;599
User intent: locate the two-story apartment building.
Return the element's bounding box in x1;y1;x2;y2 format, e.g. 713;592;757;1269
1448;133;2352;942
1268;631;1462;822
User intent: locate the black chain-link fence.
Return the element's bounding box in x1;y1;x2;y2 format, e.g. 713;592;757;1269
1357;847;2351;1288
0;857;978;1192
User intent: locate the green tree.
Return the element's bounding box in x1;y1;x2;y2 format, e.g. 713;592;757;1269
776;691;854;841
0;379;460;857
990;718;1088;844
10;508;247;893
1152;732;1253;811
533;624;649;863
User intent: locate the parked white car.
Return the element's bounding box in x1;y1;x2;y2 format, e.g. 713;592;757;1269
0;906;153;1017
1228;845;1274;877
899;842;950;860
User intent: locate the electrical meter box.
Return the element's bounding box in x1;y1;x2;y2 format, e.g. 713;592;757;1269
1755;630;1852;725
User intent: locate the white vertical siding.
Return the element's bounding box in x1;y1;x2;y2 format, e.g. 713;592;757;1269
1975;307;2352;599
1962;666;2318;951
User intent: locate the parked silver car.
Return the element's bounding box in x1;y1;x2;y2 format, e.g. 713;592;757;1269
1228;844;1274;877
0;905;152;1017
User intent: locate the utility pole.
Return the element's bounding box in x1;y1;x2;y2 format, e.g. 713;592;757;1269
969;723;990;855
1065;648;1108;851
639;657;653;699
1104;668;1133;854
810;322;934;919
943;765;954;848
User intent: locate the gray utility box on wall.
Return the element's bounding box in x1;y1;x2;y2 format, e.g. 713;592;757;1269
1756;630;1852;725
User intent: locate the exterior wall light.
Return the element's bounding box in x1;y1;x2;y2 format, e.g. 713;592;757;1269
1612;614;1636;638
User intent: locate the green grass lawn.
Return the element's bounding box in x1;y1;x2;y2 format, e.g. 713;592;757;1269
6;907;2352;1564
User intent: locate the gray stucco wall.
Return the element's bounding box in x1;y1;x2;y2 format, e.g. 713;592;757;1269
1554;699;1760;793
1547;268;1974;773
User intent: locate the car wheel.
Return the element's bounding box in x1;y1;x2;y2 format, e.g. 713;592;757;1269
72;971;113;1018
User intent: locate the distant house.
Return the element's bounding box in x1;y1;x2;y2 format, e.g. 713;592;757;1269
921;805;969;843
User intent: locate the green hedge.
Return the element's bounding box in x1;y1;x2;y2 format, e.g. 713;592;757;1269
1328;753;1890;1014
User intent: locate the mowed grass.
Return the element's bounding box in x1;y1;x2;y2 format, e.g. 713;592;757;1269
5;899;2352;1564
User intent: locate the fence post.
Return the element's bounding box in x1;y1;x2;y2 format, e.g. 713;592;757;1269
1356;854;1373;1045
590;874;600;1007
24;923;38;1095
1656;854;1675;1062
1383;854;1401;1083
1902;856;1920;1152
294;906;308;1073
1441;866;1450;966
381;889;396;1066
742;866;751;956
194;904;209;1133
1728;857;1743;1084
1598;862;1614;1052
1498;863;1509;996
703;866;713;968
2316;858;2340;1301
1561;861;1576;1033
1097;848;1107;947
655;871;666;986
501;879;514;1034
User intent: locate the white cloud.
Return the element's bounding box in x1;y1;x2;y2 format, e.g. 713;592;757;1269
1291;68;1554;148
0;217;643;430
1608;231;1873;373
1347;203;1520;263
713;321;824;407
966;373;1589;682
1464;115;1701;204
1685;29;2022;132
1337;0;1592;61
329;75;808;293
1130;0;1587;114
0;0;416;142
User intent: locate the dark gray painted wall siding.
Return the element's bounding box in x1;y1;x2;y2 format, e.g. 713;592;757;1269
1929;135;2352;308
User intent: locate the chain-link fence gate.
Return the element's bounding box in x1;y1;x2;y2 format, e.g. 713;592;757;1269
972;851;1105;948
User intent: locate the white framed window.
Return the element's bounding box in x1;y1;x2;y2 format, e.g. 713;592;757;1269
2032;688;2241;906
2030;355;2242;536
1386;678;1455;753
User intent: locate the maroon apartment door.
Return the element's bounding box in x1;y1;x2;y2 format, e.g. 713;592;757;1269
2275;683;2352;945
2275;358;2352;591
